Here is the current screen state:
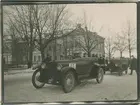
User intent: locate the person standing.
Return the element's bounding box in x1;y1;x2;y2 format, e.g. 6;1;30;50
105;58;108;65
98;57;102;64
130;55;137;75
3;57;6;71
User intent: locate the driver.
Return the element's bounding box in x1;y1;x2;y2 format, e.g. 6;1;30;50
109;60;115;68
40;54;52;81
42;54;51;64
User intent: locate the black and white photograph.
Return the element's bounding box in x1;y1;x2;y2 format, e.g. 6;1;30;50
2;2;137;103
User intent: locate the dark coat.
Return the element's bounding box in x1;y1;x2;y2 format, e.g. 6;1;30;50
130;58;137;70
109;60;115;68
42;57;51;64
3;57;5;65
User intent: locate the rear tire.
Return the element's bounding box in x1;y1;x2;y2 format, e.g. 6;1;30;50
125;70;128;74
118;71;123;76
110;69;113;74
32;69;45;89
104;70;106;74
62;71;76;93
96;68;104;83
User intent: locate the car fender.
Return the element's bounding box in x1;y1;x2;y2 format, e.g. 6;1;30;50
90;64;100;76
32;65;41;70
94;63;101;69
60;66;78;82
61;66;76;74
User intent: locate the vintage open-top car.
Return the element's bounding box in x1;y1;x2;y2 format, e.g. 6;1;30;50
32;57;105;93
107;58;129;76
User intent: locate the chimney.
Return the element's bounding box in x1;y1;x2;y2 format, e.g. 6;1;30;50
77;24;81;29
85;26;87;30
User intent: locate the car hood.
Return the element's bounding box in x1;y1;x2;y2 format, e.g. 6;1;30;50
55;59;93;67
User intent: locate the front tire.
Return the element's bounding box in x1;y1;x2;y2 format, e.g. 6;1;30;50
62;71;76;93
32;69;45;89
96;68;104;83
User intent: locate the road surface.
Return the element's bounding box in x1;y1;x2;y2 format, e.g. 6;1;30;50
4;70;137;103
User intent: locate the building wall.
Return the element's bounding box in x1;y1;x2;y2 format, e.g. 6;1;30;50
3;53;12;64
32;50;42;64
3;40;28;65
43;28;105;60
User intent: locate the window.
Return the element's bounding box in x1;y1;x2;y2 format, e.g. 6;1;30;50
49;46;51;50
92;54;95;57
95;54;98;57
34;56;36;62
83;53;86;57
100;44;102;50
55;56;57;60
38;56;41;61
60;44;62;52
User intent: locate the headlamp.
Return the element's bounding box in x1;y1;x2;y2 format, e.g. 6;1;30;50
57;63;62;70
94;63;99;66
41;63;46;69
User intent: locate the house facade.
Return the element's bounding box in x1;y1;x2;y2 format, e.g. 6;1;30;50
3;24;105;65
3;39;27;65
43;24;105;60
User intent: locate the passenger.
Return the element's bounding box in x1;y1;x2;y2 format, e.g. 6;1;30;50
42;54;51;64
109;60;115;68
105;59;108;65
98;57;102;64
101;56;105;64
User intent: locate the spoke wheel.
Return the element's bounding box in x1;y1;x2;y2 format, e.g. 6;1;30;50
32;69;45;89
118;67;123;76
96;68;104;83
62;71;75;93
118;71;123;76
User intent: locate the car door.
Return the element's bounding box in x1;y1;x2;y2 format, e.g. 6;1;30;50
76;60;92;75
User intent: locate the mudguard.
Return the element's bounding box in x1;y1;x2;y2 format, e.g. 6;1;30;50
59;66;78;85
61;66;76;74
94;63;101;69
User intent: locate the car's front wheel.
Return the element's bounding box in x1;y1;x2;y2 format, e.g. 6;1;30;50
62;71;76;93
96;68;104;83
32;69;45;89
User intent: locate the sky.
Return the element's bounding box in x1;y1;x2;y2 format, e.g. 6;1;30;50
66;3;137;57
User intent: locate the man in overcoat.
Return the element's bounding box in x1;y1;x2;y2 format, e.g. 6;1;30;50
130;55;137;75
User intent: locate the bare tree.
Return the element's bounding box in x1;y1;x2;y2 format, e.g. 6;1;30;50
105;36;116;61
114;33;128;58
105;28;116;60
4;5;36;68
121;20;136;59
32;5;51;60
75;11;104;57
32;5;74;60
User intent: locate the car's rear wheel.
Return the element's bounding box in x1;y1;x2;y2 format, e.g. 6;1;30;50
62;71;76;93
110;70;113;74
125;70;128;74
118;71;123;76
96;68;104;83
104;70;106;74
32;69;45;89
